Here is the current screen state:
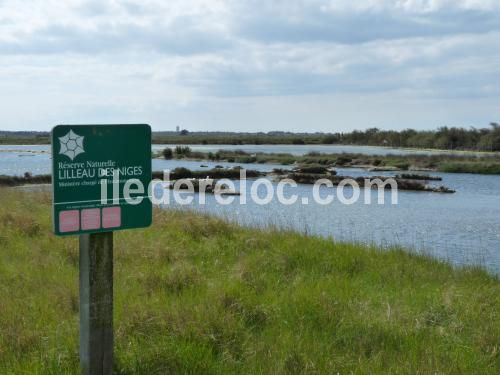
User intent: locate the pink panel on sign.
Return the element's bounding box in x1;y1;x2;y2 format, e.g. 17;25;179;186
81;208;101;230
102;207;121;228
59;210;80;233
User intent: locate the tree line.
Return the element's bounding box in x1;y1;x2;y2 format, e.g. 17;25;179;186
2;123;500;151
155;123;500;151
322;123;500;151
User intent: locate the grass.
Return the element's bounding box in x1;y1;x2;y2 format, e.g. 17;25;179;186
159;149;500;175
438;162;500;174
0;189;499;374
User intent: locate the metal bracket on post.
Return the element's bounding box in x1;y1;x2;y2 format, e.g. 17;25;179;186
79;232;114;375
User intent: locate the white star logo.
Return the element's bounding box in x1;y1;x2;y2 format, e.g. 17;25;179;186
59;130;85;160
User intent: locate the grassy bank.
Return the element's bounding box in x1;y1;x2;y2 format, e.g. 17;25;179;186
0;189;498;373
437;162;500;174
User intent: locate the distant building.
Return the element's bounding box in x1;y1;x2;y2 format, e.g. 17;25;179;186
176;126;180;133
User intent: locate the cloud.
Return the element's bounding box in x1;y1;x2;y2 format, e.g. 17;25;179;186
230;0;500;44
0;0;498;131
0;1;232;56
0;22;232;56
166;31;500;99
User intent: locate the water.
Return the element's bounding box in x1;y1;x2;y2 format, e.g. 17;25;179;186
0;145;51;175
0;144;293;175
151;144;499;157
1;144;499;273
161;172;500;274
3;143;498;176
4;143;487;158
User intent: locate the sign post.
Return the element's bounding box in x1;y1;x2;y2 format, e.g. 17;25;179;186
79;232;113;375
51;124;152;375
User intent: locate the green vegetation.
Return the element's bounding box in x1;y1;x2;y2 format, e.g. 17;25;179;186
161;146;208;160
0;190;499;373
0;131;49;144
153;123;500;151
161;147;173;159
438;162;500;174
3;123;500;151
154;132;327;146
153;167;263;180
0;174;51;187
174;145;192;157
159;148;500;174
321;124;500;152
0;168;263;188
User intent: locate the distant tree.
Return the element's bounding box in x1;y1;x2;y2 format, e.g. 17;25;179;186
433;136;450;150
478;123;500;151
322;134;340;144
366;127;379;135
150;123;500;152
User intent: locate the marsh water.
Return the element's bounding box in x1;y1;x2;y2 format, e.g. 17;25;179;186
1;144;499;273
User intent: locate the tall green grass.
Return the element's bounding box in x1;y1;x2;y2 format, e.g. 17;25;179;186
0;189;498;373
438;162;500;174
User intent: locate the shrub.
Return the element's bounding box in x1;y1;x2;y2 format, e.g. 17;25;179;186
162;147;173;159
294;164;328;174
171;167;193;178
335;156;352;166
175;146;191;157
322;135;339;144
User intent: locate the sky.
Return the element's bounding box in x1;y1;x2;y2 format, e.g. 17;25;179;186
1;0;499;132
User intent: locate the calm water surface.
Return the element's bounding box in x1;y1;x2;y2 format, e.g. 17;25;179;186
152;144;498;156
162;172;500;274
1;145;499;273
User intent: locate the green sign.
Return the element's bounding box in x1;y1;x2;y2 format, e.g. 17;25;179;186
51;124;152;236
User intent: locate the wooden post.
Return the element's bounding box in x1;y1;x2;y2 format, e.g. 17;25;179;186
79;232;114;375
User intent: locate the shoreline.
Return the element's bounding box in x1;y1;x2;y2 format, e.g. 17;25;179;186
2;142;500;156
0;188;494;273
